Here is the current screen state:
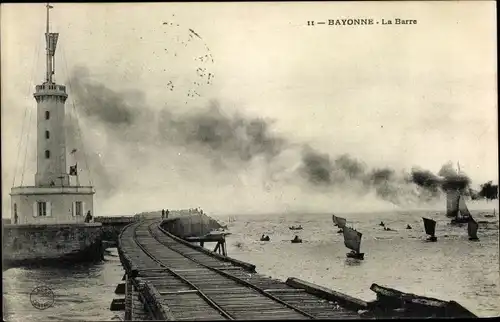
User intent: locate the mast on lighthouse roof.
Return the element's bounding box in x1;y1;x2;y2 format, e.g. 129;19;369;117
33;2;70;187
45;3;57;84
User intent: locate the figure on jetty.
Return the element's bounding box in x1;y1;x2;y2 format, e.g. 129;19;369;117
291;235;302;243
161;209;165;219
260;234;270;242
84;210;93;223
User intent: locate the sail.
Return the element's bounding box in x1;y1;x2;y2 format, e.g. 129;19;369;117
446;190;460;218
332;215;337;226
422;217;436;236
336;216;347;229
343;226;362;253
458;195;472;219
467;218;478;239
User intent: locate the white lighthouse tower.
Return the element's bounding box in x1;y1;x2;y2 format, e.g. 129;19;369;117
10;4;95;225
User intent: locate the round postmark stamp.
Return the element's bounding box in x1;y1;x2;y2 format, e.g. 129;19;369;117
30;285;55;310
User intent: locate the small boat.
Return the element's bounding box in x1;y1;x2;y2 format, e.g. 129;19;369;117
343;226;364;260
423;217;437;242
406;224;412;229
260;235;270;242
379;221;385;227
467;218;479;241
291;236;302;243
447;190;472;224
289;225;303;230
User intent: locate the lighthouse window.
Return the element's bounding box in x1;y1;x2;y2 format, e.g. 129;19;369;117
37;202;47;217
45;111;50;120
14;204;18;224
45;150;50;158
45;130;50;139
73;201;83;216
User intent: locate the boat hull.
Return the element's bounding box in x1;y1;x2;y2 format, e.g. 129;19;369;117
291;240;302;243
426;236;438;242
346;252;364;260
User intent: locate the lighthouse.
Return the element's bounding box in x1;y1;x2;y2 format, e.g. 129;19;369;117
10;4;95;225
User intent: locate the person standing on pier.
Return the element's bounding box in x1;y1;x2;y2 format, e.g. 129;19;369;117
165;209;169;219
162;209;165;219
85;210;93;223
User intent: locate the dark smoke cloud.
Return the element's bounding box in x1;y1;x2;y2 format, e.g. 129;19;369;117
334;154;366;181
68;67;289;176
299;146;332;185
66;66;475;207
438;161;471;191
158;101;287;164
410;167;441;194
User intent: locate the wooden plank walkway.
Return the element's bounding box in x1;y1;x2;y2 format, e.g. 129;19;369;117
117;219;365;320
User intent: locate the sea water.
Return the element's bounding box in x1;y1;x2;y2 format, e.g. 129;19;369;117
219;210;500;317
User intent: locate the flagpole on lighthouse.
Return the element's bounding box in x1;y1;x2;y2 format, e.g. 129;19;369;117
70;148;79;187
76;163;80;187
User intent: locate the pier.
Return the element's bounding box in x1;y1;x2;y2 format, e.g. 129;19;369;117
113;217;477;320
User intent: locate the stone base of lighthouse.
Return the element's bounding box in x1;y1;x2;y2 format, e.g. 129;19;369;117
4;185;103;269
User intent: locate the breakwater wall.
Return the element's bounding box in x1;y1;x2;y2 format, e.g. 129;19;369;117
160;213;223;238
3;223;104;267
93;209;221;245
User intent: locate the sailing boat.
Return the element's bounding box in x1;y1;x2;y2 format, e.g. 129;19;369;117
447;190;472;224
422;217;437;242
467;217;479;241
447;162;472;224
332;215;347;233
343;226;364;260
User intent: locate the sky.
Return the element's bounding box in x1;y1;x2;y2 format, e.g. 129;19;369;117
1;1;498;216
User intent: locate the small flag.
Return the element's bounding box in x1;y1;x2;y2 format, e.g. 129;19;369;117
47;4;54;9
69;164;78;176
70;148;77;154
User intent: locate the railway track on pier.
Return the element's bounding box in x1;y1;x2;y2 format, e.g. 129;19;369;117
119;219;362;320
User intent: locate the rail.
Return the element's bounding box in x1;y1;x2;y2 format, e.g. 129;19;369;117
149;222;316;319
151;222;316;319
132;221;234;320
128;221;315;320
